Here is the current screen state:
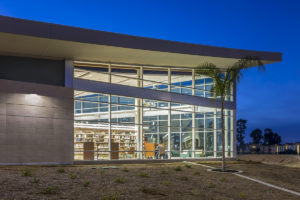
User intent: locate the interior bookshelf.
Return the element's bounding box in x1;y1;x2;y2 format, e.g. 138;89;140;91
74;127;137;160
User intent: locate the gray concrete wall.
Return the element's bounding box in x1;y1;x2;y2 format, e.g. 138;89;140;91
0;79;74;165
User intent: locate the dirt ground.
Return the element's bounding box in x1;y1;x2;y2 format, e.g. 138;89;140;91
0;155;300;200
237;154;300;167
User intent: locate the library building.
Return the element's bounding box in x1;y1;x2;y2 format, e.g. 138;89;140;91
0;16;281;164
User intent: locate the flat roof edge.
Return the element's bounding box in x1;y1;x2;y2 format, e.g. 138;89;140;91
0;15;282;61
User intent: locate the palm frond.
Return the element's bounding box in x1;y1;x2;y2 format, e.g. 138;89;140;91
195;56;264;100
195;62;219;77
232;56;265;71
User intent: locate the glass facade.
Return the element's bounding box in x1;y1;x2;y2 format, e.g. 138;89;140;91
73;63;234;160
74;64;233;101
74;91;234;160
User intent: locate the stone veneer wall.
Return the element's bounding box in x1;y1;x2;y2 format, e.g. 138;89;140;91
0;79;74;164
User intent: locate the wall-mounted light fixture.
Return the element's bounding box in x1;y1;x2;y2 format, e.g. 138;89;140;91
25;93;41;103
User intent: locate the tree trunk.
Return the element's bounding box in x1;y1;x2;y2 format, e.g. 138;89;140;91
221;98;226;171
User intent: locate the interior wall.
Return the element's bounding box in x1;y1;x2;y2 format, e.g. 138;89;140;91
0;79;74;164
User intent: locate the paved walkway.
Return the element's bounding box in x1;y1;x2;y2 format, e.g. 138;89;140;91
184;161;300;197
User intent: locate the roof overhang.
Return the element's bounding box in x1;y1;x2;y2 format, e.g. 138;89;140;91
0;15;282;68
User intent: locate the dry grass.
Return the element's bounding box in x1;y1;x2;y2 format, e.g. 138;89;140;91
0;156;299;199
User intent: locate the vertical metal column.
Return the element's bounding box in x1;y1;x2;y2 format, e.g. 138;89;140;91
192;107;195;158
179;115;182;155
192;69;195;96
98;94;100;113
108;64;112;160
213;109;217;157
140;100;144;159
192;69;195;158
168;68;171;159
231;112;234;157
204;114;206;156
137;66;143;159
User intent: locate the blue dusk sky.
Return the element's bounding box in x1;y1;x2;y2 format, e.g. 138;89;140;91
0;0;299;143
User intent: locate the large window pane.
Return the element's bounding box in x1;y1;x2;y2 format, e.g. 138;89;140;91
143;109;168;125
205;118;214;130
171;69;192;95
171;69;192;87
143;68;168;92
181;132;192;150
195;132;204;157
75;100;82;114
195;118;204;131
195;132;204;150
143;125;168;159
111;67;138;87
171;133;180;157
205;131;214;156
74;65;109;82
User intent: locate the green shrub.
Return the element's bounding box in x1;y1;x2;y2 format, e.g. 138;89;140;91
194;171;201;176
181;176;188;181
141;185;151;194
185;164;192;168
115;177;125;184
141;185;165;196
40;186;58;195
57;168;65;173
122;168;129;172
266;189;273;194
220;177;227;182
138;172;149;178
192;189;200;195
103;192;121;200
162;180;169;186
33;177;40;183
141;185;146;192
208;183;216;188
83;181;90;187
21;169;32;177
100;170;106;175
70;174;77;179
174;166;182;171
239;192;247;198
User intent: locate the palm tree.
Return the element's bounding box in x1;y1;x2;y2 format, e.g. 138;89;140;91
195;56;264;171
